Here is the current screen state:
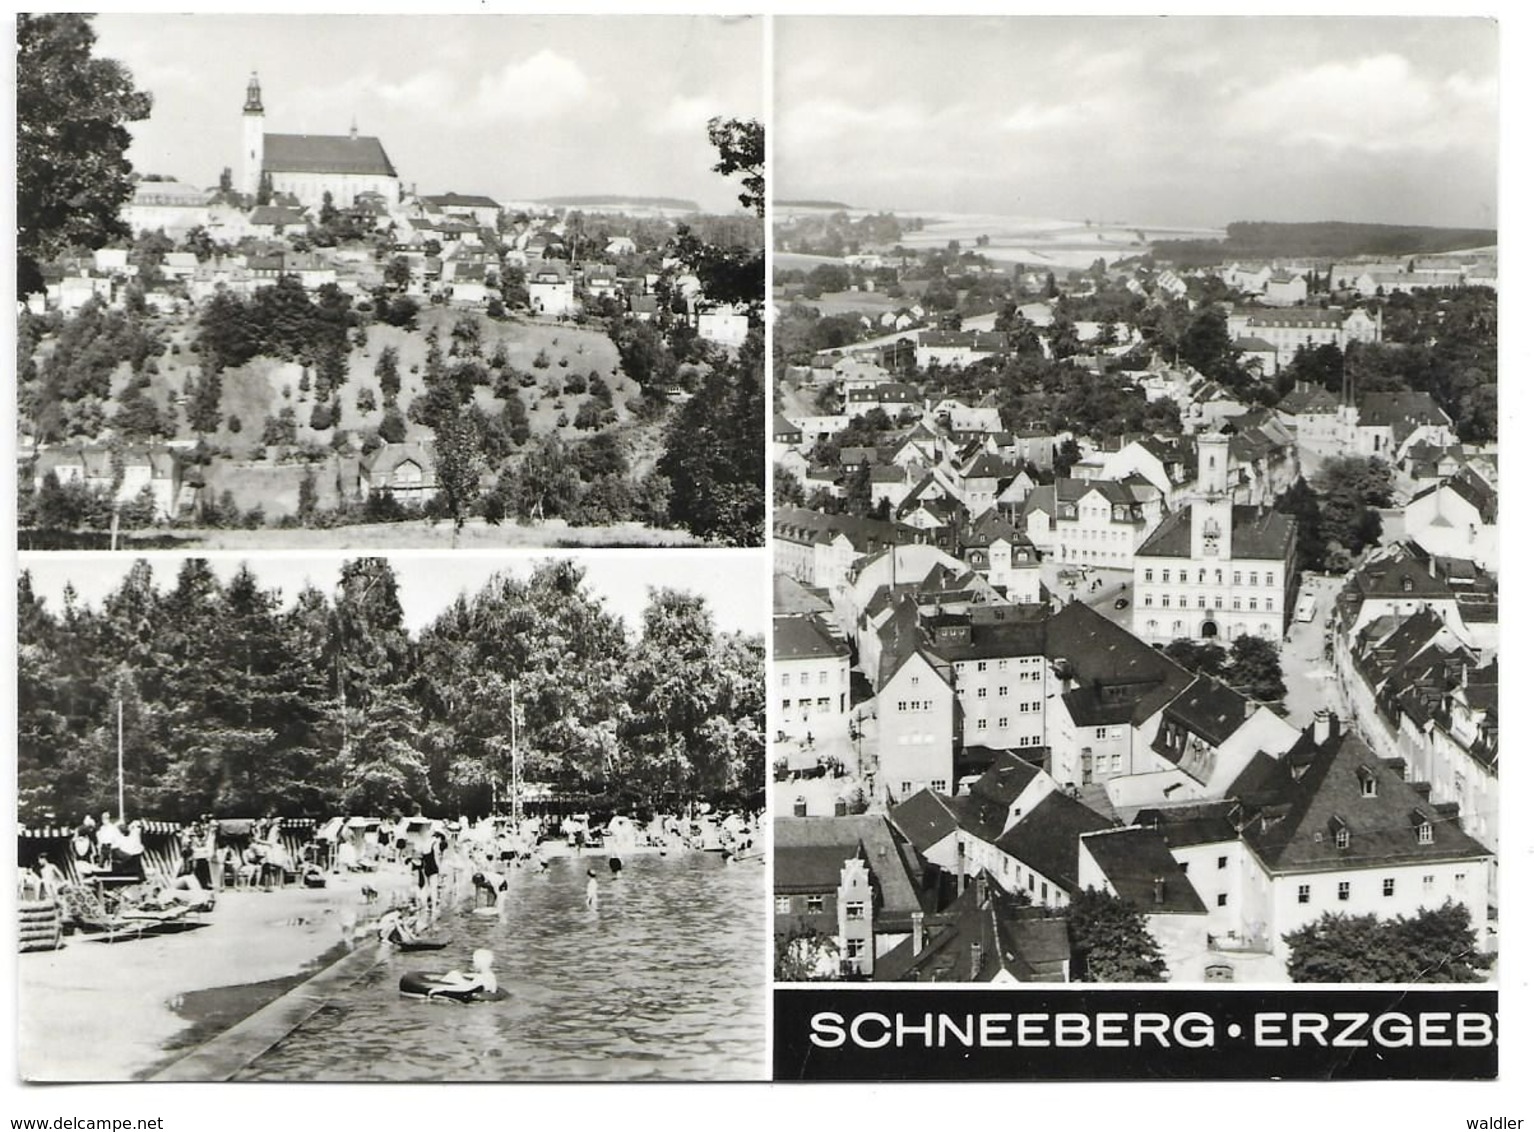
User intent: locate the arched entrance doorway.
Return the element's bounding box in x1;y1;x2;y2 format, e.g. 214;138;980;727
1201;620;1220;639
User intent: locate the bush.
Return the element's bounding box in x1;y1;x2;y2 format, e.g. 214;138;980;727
228;414;242;434
564;373;587;395
357;387;378;413
309;401;335;430
532;348;550;369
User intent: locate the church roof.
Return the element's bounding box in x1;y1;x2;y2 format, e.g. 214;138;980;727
264;133;397;178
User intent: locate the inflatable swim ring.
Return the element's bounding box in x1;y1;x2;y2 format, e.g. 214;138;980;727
393;939;448;952
398;972;507;1002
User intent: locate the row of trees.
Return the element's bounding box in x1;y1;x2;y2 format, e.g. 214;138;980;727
17;559;763;824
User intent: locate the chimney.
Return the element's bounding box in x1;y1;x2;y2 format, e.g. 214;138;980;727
1311;710;1332;746
911;911;925;951
1244;699;1258;720
1152;876;1166;905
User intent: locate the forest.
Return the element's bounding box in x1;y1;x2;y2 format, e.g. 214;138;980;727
1152;221;1497;267
16;558;764;826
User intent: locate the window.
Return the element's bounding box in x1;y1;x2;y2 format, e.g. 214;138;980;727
845;901;865;920
800;672;809;685
998;717;1009;729
1217;856;1228;870
1110;751;1123;772
1382;878;1395;897
845;938;865;959
1179;570;1188;583
977;687;987;699
1455;873;1467;890
900;782;912;797
977;661;988;672
931;779;948;794
1179;596;1188;608
1214;596;1223;610
781;699;791;713
1424;874;1436;892
819;671;828;686
1418;822;1434;844
816;697;830;713
1145;594;1154;606
977;719;988;730
1335;827;1350;850
1248;598;1258;611
780;673;790;687
1337;881;1351;901
1361;774;1376;798
1095;727;1109;740
1265;598;1274;612
1162;595;1170;607
776;896;791;914
1144;569;1153;582
1216;894;1228;907
910;676;919;689
806;895;824;913
1162;570;1170;583
1266;572;1275;586
1298;885;1311;904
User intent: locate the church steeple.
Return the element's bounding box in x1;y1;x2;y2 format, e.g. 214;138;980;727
244;72;264;115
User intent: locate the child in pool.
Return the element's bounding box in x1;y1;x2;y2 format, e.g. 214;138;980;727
430;949;498;998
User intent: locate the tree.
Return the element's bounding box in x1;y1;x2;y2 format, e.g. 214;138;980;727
1285;901;1491;984
707;116;765;217
1275;476;1326;573
1064;888;1168;982
1224;635;1286;703
1053;437;1082;478
775;929;841;981
16;15;153;294
432;408;486;544
1163;638;1228;678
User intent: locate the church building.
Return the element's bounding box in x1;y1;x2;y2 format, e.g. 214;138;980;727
241;73;401;209
1132;432;1299;646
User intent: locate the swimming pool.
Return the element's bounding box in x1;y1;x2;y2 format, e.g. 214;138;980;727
236;852;766;1081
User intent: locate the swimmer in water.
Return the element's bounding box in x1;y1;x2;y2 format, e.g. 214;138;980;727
471;870;507;914
429;949;498;999
585;868;599;910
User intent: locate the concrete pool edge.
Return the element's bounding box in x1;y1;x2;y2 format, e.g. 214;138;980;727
151;943;383;1082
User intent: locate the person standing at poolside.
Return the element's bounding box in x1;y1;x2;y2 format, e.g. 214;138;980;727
585;868;599;911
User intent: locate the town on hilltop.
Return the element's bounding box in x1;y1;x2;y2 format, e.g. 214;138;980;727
772;220;1498;985
18;72;764;548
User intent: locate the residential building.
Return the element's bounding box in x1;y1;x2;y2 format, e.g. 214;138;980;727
1404;468;1498;569
775;614;852;747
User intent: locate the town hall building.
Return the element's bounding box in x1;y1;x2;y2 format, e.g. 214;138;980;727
241;74;401;209
1132;432;1298;645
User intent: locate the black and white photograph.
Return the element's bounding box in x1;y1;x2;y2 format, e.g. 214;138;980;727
16;14;765;551
771;15;1500;1008
15;553;767;1081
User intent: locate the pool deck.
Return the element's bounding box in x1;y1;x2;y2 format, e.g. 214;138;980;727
18;869;418;1081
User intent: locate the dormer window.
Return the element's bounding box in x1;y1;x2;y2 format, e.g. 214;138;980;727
1357;768;1377;797
1330;815;1350;850
1413;809;1435;844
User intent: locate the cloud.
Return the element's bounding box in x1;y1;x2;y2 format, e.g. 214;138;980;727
651;94;720;135
470;50;594;122
999;100;1095;134
1223;53;1497;154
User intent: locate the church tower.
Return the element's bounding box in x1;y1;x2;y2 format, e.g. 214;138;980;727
1189;431;1233;562
242;72;265;200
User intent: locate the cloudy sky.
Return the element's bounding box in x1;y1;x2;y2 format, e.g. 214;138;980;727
91;14;763;212
776;16;1499;229
20;553;766;638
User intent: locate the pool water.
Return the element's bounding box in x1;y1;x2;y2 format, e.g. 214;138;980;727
237;853;766;1081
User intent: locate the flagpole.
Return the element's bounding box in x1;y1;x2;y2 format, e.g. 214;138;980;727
117;697;126;822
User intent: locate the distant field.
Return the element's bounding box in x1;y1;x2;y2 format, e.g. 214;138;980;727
774;252;847;274
796;290;902;317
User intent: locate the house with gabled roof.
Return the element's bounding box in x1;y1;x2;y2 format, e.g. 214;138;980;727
775;613;852;747
1078;825;1210;961
774;814;931;978
1354;391;1454;461
1225;713;1493;966
872;871;1071;983
874;598;959;803
1404;467;1497;568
